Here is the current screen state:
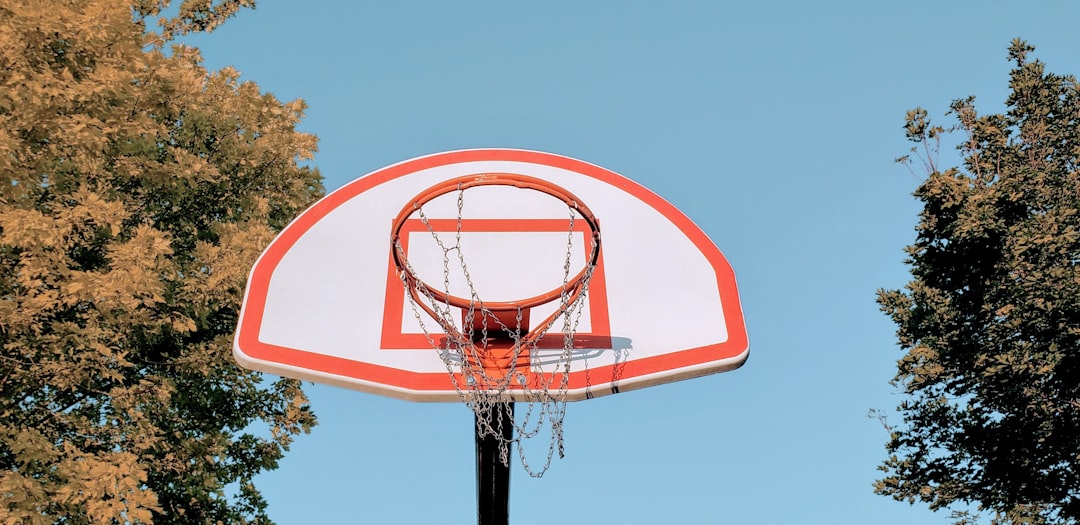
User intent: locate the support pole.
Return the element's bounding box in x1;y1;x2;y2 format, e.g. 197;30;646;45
476;402;514;525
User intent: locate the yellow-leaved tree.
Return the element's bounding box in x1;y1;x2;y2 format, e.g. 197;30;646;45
0;0;322;522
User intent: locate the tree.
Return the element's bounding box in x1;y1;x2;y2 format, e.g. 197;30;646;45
0;1;322;522
877;39;1080;524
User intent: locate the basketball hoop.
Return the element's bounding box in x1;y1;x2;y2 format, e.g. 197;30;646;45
235;148;750;515
390;173;601;476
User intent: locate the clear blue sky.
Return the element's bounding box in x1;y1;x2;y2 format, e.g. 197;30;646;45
186;2;1080;523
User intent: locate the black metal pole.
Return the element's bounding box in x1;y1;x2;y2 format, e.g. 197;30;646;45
476;402;513;525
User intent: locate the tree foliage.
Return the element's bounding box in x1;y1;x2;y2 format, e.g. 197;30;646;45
0;0;321;522
878;40;1080;524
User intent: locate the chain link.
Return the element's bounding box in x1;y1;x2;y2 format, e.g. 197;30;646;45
397;184;596;477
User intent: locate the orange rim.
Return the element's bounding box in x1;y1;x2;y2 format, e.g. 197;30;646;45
390;173;602;343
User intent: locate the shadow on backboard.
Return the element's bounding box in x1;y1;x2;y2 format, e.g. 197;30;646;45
435;336;634;391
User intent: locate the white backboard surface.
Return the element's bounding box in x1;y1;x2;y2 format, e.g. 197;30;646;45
234;149;748;401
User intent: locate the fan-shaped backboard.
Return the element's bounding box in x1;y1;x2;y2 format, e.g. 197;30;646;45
233;149;748;401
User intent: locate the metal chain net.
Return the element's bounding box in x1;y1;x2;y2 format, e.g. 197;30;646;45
394;185;596;477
